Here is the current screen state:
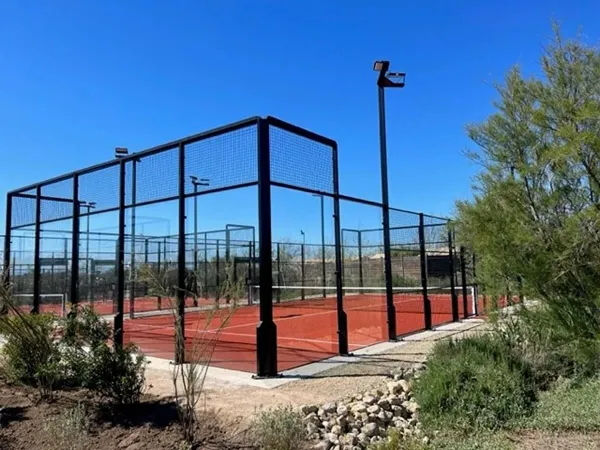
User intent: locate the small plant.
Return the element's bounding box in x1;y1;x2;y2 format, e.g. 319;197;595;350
85;343;146;405
414;335;536;432
253;405;307;450
44;402;90;450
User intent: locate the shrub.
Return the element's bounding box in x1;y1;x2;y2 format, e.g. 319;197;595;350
253;405;307;450
369;429;425;450
85;343;146;405
413;335;536;431
44;402;90;450
0;311;62;398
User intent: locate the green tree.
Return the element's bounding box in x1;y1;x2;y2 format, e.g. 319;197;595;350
457;25;600;344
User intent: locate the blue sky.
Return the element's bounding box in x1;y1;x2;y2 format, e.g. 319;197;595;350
1;0;600;246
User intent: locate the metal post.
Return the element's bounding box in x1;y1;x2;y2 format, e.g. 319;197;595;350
114;161;126;348
460;246;469;318
256;118;277;377
448;226;459;322
144;238;149;296
332;142;348;355
86;205;91;303
358;231;364;294
204;233;208;300
419;214;432;330
301;243;305;300
33;186;42;313
225;227;231;304
377;82;397;341
472;253;478;316
129;159;137;319
157;239;162;310
176;142;186;364
215;239;220;299
276;242;281;303
193;185;198;306
320;195;326;297
64;238;68;298
3;194;12;290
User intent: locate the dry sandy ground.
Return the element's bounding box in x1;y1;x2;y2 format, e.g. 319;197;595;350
144;320;488;425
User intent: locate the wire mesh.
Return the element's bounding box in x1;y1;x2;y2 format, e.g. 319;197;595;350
40;178;74;224
11;195;36;229
269;124;334;194
79;164;121;213
130;147;179;205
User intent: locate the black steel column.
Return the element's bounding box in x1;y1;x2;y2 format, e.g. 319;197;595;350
419;214;432;330
129;159;137;319
377;84;397;341
157;239;162;310
448;225;459;322
276;242;281;303
3;194;12;292
114;161;126;348
32;186;42;314
332;142;348;355
358;231;364;294
460;246;469;318
472;253;478;316
225;228;231;304
301;243;305;300
320;195;326;298
204;234;208;300
256;118;277;377
176;142;186;364
215;239;220;299
70;175;80;309
144;238;149;296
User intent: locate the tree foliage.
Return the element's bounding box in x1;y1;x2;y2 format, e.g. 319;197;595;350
457;25;600;342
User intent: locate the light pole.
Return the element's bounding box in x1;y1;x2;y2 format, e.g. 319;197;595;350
80;201;96;303
313;194;326;297
190;176;209;304
373;60;406;341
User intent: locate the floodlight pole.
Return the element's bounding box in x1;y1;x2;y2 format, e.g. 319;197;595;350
374;60;405;341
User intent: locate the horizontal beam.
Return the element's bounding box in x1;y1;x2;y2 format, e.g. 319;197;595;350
266;116;337;148
14;193;75;204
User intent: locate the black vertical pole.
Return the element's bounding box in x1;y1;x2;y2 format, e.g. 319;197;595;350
90;259;95;303
32;186;42;314
301;243;305;300
276;242;281;303
157;239;162;310
225;228;231;304
176;142;186;364
419;214;432;330
51;252;55;292
448;225;459;322
358;231;364;294
320;195;326;298
3;194;12;290
215;239;220;299
204;234;208;300
377;83;397;341
460;246;469;318
64;238;68;299
256;118;277;377
144;238;149;296
332;142;348;355
114;161;126;348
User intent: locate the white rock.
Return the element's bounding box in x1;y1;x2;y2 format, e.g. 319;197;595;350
318;408;326;417
371;389;384;398
370;436;382;444
331;425;342;436
399;379;411;392
354;420;363;429
340;434;358;446
313;441;332;450
361;422;379;437
359;412;369;423
357;433;368;444
302;405;319;415
377;411;388;423
408;417;418;427
332;446;340;450
422;436;430;445
351;402;367;414
305;413;321;425
336;404;349;416
406;401;420;414
322;421;331;430
367;413;378;422
350;428;360;436
362;395;376;405
323;403;337;414
387;381;402;395
307;422;319;435
393;373;403;381
327;433;338;444
366;404;380;414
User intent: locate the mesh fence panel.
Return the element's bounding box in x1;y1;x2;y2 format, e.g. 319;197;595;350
269;125;333;194
132;147;179;205
185;124;258;194
11;195;36;229
79;164;120;213
40;178;74;224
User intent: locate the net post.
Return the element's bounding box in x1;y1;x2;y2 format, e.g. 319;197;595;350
256;117;277;377
144;238;149;296
32;185;42;314
114;160;126;348
2;194;12;313
276;242;281;303
156;238;162;310
332;141;348;355
175;141;186;365
301;242;305;300
460;246;469;318
70;175;80;310
419;213;432;330
448;224;459;322
472;253;478;315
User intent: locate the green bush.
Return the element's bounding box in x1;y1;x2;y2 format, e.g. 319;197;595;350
413;335;536;431
253;405;307;450
0;312;62;397
85;343;146;405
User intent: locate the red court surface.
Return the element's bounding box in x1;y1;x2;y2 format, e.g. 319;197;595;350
124;290;477;373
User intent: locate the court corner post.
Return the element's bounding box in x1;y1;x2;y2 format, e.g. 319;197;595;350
256;118;277;377
71;174;80;309
3;194;12;298
176;141;186;364
114;160;126;349
332;141;349;355
419;213;432;330
32;185;42;314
